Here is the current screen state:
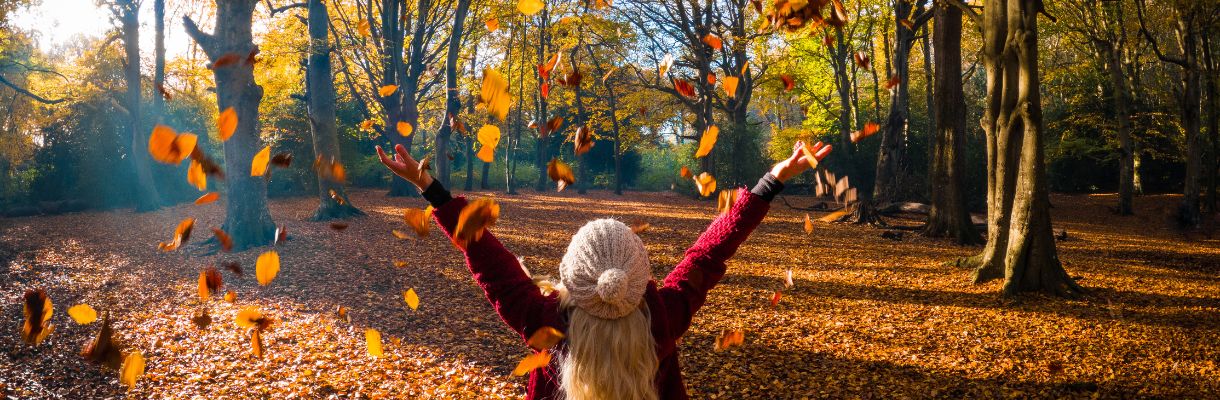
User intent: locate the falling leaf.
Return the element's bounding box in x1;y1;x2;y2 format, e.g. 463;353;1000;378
574;126;594;156
256;251;280;286
404;289;420;310
270;152;293;168
826;0;848;27
195;192;219;205
209;53;241;69
804;214;814;234
366;328;384;358
190;148;225;179
157;218;195;251
392;230;410;240
601;66;620;83
330;222;349;231
707;72;717;85
547;158;576;192
557;70;582;87
198;271;210;300
885;75;902;90
200;267;223;301
187;160;207;191
781;74;795;91
630;221;650;233
512;350;552;376
851;122;881;143
526;327;565;350
674;79;696;98
799;141;833;169
356;19;371;37
658;53;673;77
236;307;274;330
785;269;795;288
81;314;121;368
900;18;915;30
714;329;744;351
223;291;236;303
119;351;145;389
314;156;348;184
218;107;237;141
680;166;692;179
336;305;349;322
251;145;271;177
155;83;172;100
403;206;434;238
476;124;501;163
702;33;723;50
222;261;243;277
191;308;212;329
275;226;287;245
208;228;232;252
717;189;739;215
771;291;782;306
853;51;871;69
693;172;717;197
518;0;544;15
478;68;512;121
485;17;499;32
250;329;263;359
722;76;739;99
148;125;198;164
68;304;97;325
454;198;500;249
360;120;374;131
819;208;851;223
695;125;719;159
396;121;414;137
379;85;399;97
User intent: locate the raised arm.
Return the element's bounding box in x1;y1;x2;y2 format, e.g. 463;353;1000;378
377;145;560;341
658;140;828;336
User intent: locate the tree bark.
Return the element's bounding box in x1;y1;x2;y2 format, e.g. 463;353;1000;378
152;0;166;123
183;1;277;251
955;0;1082;297
924;1;980;245
533;9;552;192
119;0;162;211
306;0;362;221
873;1;930;206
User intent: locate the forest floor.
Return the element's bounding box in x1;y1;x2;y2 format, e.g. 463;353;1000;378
1;189;1218;399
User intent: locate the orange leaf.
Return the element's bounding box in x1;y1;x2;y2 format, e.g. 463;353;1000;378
547;158;576;192
218;107;237;141
485;17;499;32
714;329;744;351
403;288;420;310
187;160;207;191
20;289;53;345
693;172;717;197
255;251;279;286
251;145;271;177
722;76;739;99
194;192;219;205
574;125;594;156
674;79;696;98
211;228;233;252
403;206;433;237
148;125;197;164
717;189;739;215
527;327;566;350
366;328;384;357
853;51;871;69
780;74;795;92
851;122;881;143
518;0;544;15
679;166;692;179
804;213;813;234
885;75;902;90
696;125;718;158
658;53;673;77
158;218;195;251
770;291;782;306
478;68;511;121
379;85;398;97
454;198;500;249
702;33;723;50
512;350;552;376
396;121;413;137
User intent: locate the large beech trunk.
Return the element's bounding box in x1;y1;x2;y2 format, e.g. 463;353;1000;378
956;0;1082;297
184;1;276;251
306;0;362;221
119;0;162;211
924;2;980;245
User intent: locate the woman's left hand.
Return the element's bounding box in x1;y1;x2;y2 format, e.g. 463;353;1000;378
769;140;832;182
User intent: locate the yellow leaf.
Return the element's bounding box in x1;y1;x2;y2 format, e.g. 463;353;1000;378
722;76;739;99
396;121;413;137
119;351;145;389
251;145;271;177
518;0;544;15
148;125;197;164
526;326;565;350
404;288;419;310
476;125;501;163
366;328;383;358
187;160;207;191
478;68;511;121
67;304;97;325
378;85;398;97
218;107;237;141
696;125;718;158
357;19;371;37
512;350;551;376
235;307;265;329
485;18;499;32
693;172;717;197
256;251;280;286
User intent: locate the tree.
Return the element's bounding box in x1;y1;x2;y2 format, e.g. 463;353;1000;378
111;0;163;211
1135;0;1206;227
184;0;278;251
924;1;980;245
433;0;472;188
951;0;1083;296
872;0;932;206
302;0;363;220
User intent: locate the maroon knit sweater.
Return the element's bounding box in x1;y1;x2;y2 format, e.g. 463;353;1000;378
426;177;778;399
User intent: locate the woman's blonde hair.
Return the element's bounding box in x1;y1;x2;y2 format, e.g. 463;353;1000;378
553;286;659;400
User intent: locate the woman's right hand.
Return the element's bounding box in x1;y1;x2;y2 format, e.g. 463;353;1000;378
376;144;433;190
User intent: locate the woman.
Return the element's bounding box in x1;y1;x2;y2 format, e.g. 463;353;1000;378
376;140;821;400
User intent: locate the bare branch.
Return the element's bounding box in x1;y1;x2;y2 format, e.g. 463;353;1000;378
1133;0;1186;66
182;16;216;57
264;0;306;16
0;74;65;104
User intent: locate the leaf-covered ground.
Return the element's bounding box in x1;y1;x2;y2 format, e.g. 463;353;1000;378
1;189;1218;399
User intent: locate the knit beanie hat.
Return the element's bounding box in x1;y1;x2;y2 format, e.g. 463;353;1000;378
558;218;651;320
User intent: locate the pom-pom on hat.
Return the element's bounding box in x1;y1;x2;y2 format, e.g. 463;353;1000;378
558;219;650;320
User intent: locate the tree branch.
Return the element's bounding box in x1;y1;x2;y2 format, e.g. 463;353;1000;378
941;0;982;27
264;0;306;16
1133;0;1186;67
182;16;216;57
0;74;65;104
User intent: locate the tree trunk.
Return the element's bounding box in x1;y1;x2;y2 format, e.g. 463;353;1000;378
184;0;277;251
306;0;362;221
921;29;935;149
925;2;980;245
120;1;162;211
1179;27;1203;227
873;1;925;206
435;0;471;190
533;10;551;192
832;25;882;224
152;0;166;123
507;24;526;195
1110;44;1136;215
956;0;1082;297
1202;27;1218;214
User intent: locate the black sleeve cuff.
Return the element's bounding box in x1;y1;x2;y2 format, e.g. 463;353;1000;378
421;179;453;207
749;172;784;202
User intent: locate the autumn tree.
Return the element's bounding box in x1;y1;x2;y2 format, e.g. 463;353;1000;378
951;0;1082;296
109;0;163;211
872;0;932;205
923;1;980;244
433;0;473;188
184;0;278;250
